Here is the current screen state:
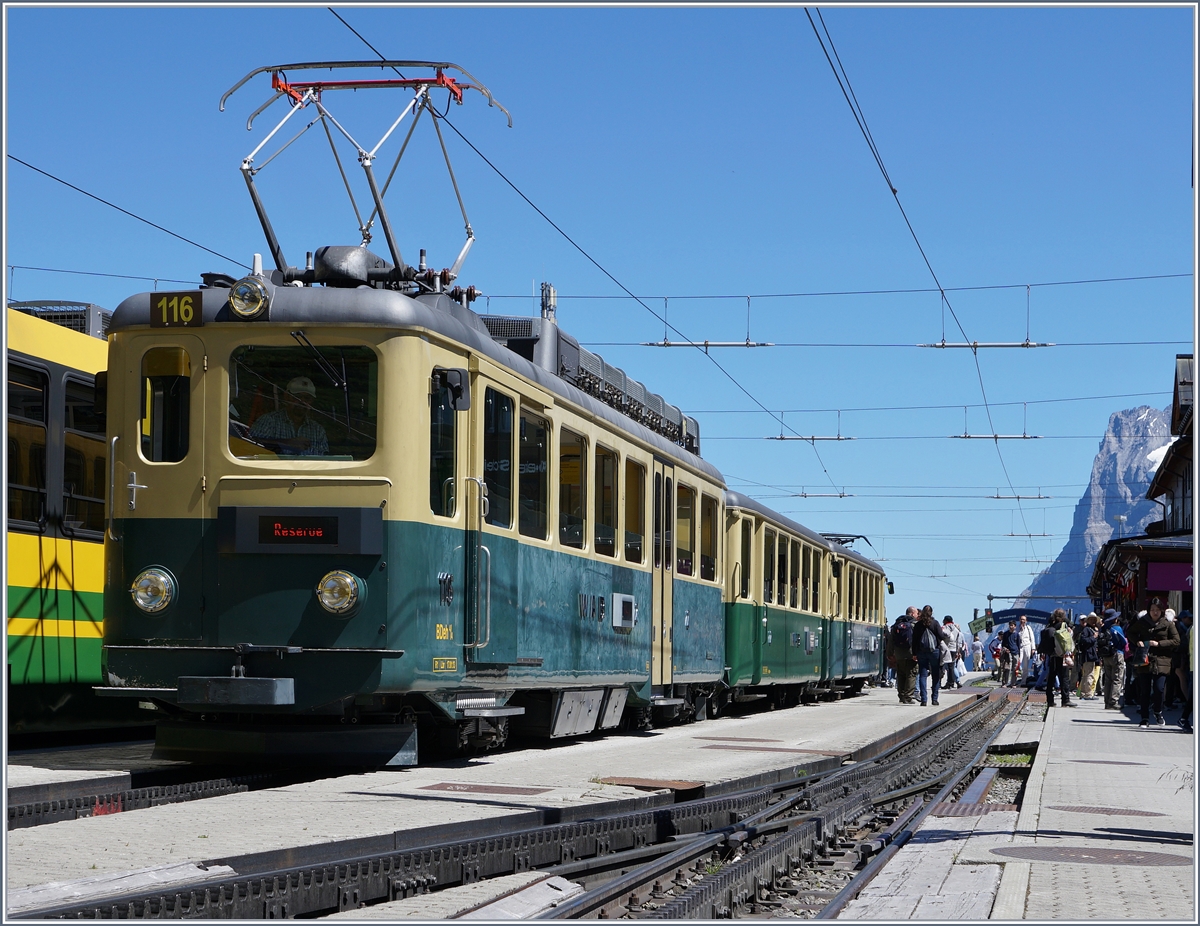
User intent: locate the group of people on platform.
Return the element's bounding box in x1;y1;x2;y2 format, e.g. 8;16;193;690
884;600;1193;732
882;606;971;706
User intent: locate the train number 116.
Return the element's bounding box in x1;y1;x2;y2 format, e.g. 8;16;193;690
150;292;204;328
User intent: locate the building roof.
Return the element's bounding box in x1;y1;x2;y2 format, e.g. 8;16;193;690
1147;434;1192;499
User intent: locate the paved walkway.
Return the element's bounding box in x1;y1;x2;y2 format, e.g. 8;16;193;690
840;690;1195;921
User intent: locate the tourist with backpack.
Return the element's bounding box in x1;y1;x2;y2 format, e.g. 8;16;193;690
1098;608;1127;710
886;607;919;704
1000;621;1022;686
1126;598;1179;728
1077;613;1101;700
912;605;948;706
1038;609;1077;708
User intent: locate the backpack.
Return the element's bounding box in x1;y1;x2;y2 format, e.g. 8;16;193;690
892;618;914;649
1097;628;1116;659
1053;625;1076;656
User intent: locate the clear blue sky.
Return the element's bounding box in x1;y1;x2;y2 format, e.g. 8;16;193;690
5;6;1195;618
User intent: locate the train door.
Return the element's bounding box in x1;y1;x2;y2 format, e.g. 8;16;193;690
464;383;519;665
651;460;674;687
112;334;206;641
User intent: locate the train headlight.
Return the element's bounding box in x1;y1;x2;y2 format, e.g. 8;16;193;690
130;568;176;613
229;276;269;319
316;569;365;615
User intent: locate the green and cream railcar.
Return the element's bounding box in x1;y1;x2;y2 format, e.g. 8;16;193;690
98;272;725;761
722;492;886;705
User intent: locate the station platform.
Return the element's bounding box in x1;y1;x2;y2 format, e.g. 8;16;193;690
839;689;1195;921
6;680;982;906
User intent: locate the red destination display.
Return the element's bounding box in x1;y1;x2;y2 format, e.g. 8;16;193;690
258;516;339;545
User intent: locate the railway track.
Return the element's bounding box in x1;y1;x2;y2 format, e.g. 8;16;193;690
9;690;1027;920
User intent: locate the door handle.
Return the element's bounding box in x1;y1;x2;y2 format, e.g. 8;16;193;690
465;544;492;650
127;471;149;510
465;476;489;523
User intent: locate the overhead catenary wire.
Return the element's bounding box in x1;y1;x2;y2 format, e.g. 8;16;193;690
583;340;1188;348
479;270;1193;300
7;156;250;270
690;390;1172;414
804;7;1037;546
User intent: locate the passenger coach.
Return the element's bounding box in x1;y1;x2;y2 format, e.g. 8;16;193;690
6;303;146;734
723;493;887;710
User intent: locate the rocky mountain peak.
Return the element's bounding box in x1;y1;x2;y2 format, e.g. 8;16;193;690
1015;405;1172;612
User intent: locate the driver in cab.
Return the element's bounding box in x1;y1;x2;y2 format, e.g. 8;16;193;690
249;376;329;456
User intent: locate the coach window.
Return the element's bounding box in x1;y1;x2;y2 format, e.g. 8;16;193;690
653;472;662;568
595;446;618;557
847;567;856;620
427;371;453;513
141;348;191;463
429;374;456;518
63;378;105;535
700;494;717;581
739;519;751;599
625;459;645;563
559;429;586;548
664;476;674;571
483;388;514;528
790;539;800;608
518;408;548;539
777;533;788;606
7;364;48;530
763;529;776;603
676;484;695;576
812;552;822;614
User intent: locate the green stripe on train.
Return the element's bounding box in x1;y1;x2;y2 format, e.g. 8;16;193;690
8;585;104;623
7;585;105;685
7;634;104;684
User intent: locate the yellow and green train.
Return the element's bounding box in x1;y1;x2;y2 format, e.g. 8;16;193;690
92;255;888;764
6;305;145;733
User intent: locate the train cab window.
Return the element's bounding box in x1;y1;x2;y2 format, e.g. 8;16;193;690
700;494;717;581
429;374;457;518
141;348;192;463
483;388;514;528
559;429;586;548
228;345;377;461
763;529;776;603
676;484;694;576
739;519;751;598
624;459;645;563
790;540;800;608
777;534;788;606
518;408;548;539
63;379;105;536
7;364;47;530
595;446;618;557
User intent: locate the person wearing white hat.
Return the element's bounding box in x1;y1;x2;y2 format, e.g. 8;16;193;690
249;376;329;455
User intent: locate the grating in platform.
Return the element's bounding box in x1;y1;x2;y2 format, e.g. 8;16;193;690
991;846;1191;866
